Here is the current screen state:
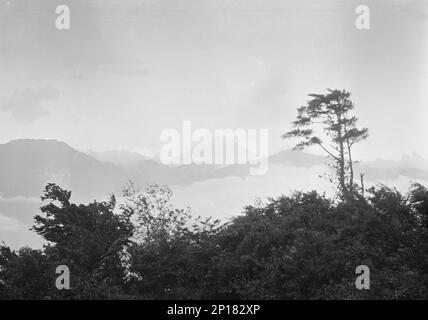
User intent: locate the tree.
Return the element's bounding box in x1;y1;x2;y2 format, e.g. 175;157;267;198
283;89;368;198
0;246;53;299
121;183;223;298
121;183;193;244
121;182;222;244
1;182;428;299
32;183;134;298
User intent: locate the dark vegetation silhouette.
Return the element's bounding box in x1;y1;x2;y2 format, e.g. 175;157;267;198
1;89;427;299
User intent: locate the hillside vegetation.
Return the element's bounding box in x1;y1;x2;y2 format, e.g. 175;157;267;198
1;182;427;299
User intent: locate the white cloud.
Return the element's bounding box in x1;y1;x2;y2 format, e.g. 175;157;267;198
170;163;335;220
0;213;24;231
131;147;155;158
0;195;40;203
170;162;428;221
0;87;60;123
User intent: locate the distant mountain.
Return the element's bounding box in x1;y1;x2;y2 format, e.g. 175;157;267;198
208;150;428;183
357;155;428;182
86;150;153;167
0;140;245;200
2;139;428;250
0;140;214;199
1;139;427;201
269;149;326;167
0;139;127;200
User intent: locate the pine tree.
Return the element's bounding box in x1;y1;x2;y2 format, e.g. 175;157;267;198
283;89;368;198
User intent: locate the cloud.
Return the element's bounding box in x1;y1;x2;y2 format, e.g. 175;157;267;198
0;213;24;231
171;163;335;221
97;58;150;78
0;87;60;123
0;195;40;203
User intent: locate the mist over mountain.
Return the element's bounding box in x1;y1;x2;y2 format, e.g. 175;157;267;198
1;139;428;200
0;139;126;200
0;139;261;200
1;138;428;249
87;149;154;168
359;155;428;181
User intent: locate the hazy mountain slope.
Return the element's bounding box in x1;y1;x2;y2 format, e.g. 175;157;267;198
1;139;428;250
0;140;227;200
0;139;127;200
86;150;153;167
1;140;427;201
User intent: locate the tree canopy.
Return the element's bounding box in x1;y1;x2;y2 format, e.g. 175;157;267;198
1;182;427;299
283;89;369;198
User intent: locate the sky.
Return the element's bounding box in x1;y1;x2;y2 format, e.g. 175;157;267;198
0;0;427;161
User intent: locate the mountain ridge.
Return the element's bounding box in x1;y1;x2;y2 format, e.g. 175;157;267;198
1;139;427;200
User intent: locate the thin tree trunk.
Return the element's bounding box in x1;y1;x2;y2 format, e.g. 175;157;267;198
337;115;347;197
343;109;354;195
339;141;347;196
346;137;354;193
360;173;365;197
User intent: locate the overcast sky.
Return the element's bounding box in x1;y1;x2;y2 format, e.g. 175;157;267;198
0;0;427;161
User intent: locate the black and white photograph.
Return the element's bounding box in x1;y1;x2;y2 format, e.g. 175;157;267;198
0;0;427;304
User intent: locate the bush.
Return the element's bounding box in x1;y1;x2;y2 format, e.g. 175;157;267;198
1;183;427;299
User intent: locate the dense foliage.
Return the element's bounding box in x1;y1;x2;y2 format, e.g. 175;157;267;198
1;183;427;299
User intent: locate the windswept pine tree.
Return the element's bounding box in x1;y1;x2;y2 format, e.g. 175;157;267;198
283;89;369;199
